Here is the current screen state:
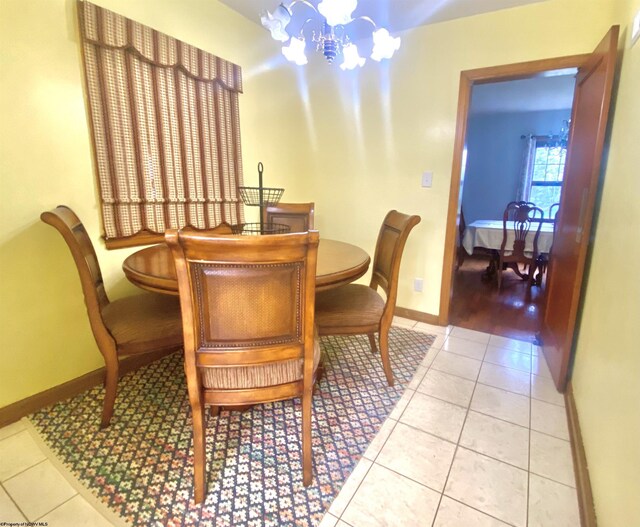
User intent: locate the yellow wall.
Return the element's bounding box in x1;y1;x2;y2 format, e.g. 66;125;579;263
1;0;638;523
284;1;637;523
571;0;640;525
0;0;307;406
288;0;621;316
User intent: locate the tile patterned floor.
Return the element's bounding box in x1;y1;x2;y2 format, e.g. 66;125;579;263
0;319;579;526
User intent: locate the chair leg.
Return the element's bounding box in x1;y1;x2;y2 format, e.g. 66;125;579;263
497;258;503;291
301;387;313;486
367;333;378;354
528;260;536;288
312;357;325;396
209;406;220;418
191;392;207;504
100;356;119;429
379;329;394;387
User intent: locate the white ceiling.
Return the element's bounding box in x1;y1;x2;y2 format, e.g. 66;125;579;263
218;0;546;33
470;75;577;114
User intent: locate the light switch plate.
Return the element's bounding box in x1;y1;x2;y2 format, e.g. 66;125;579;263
421;171;433;188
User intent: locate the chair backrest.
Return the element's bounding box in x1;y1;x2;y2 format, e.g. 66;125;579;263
458;208;466;244
370;210;421;310
549;203;560;221
41;205;109;314
500;201;544;259
179;222;234;236
515;200;537;208
263;203;315;233
166;229;319;392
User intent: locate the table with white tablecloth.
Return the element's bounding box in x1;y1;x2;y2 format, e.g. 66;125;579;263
462;220;554;256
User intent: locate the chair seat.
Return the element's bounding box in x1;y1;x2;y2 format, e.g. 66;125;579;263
201;330;322;389
102;293;183;355
315;284;385;332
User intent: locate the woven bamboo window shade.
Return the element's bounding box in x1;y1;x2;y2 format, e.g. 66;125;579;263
78;1;245;248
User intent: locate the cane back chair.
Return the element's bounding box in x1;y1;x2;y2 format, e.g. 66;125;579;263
262;202;315;233
314;210;421;386
166;229;321;503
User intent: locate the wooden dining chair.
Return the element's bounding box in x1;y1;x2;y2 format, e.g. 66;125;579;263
262;202;315;232
40;206;183;428
456;208;467;270
535;203;561;285
166;229;321;504
496;201;544;290
314;210;421;386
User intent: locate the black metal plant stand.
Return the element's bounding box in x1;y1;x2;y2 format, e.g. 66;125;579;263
236;162;288;235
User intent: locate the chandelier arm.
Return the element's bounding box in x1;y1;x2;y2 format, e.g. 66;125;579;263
352;16;378;30
287;0;319;15
299;17;317;35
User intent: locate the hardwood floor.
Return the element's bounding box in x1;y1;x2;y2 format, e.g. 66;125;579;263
450;255;545;342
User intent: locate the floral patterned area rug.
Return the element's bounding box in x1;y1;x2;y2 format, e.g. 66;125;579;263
29;327;435;527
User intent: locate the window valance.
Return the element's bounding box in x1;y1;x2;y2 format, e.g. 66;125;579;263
79;1;242;91
78;1;245;247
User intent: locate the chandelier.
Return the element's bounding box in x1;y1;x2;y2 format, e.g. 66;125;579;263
550;119;571;147
260;0;401;70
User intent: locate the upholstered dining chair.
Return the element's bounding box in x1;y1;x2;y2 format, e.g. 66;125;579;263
314;210;421;387
263;202;315;232
40;206;183;428
166;229;321;504
496;201;544;290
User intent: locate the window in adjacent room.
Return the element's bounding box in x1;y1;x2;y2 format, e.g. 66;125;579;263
519;134;567;218
529;137;566;215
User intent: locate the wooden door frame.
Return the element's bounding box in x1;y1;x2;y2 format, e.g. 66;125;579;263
438;54;591;326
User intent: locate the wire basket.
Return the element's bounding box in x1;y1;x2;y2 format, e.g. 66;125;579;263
231;222;291;235
239;186;284;207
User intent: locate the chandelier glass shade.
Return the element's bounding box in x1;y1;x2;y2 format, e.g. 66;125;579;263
261;0;401;69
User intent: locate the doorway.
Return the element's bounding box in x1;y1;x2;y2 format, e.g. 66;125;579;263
450;74;576;342
439;26;619;391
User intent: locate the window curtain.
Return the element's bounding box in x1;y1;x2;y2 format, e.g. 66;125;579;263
78;1;245;245
517;135;537;202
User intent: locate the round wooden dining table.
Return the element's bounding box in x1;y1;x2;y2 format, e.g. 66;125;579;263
123;238;371;295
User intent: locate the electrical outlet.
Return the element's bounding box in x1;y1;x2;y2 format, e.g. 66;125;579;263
421;171;433;188
413;278;424;292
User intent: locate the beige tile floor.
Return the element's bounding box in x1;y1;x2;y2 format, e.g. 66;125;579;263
322;318;580;527
0;319;579;526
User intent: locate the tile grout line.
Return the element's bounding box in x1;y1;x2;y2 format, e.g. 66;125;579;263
0;456;48;485
526;353;533;527
327;327;549;526
34;493;79;522
444;495;521;527
368;455;523;527
429;339;487;527
334;409;401;520
333;336;431;523
528;471;578;490
0;425;29;443
394;413;547;475
0;481;29;522
475;379;531;399
340;327;530;525
476;373;566;408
